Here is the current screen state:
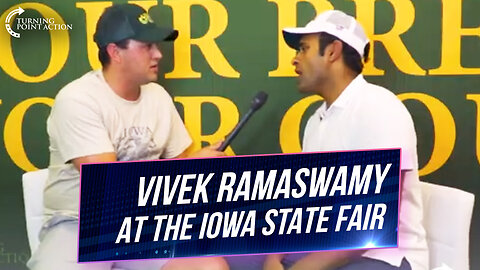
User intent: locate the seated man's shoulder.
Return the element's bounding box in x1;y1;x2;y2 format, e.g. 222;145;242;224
141;82;173;100
365;83;400;102
362;83;410;114
351;83;415;132
55;71;105;102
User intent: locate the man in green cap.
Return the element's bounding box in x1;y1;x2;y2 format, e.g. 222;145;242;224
27;4;228;270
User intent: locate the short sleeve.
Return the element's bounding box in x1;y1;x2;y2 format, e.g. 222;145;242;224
48;93;115;163
160;100;192;158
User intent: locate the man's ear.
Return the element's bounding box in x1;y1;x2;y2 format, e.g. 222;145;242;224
106;43;121;64
327;40;343;62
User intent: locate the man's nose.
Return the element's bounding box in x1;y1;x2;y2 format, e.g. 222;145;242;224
291;55;299;66
152;44;162;60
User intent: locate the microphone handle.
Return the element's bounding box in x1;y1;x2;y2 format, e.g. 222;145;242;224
218;109;255;151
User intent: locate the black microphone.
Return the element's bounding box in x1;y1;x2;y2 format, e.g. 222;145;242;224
217;91;268;151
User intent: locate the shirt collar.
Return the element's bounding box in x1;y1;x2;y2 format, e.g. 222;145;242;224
316;74;366;118
330;74;366;109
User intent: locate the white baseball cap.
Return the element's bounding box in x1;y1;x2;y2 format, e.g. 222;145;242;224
283;10;369;57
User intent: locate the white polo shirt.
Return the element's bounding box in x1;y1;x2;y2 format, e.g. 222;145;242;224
303;75;428;270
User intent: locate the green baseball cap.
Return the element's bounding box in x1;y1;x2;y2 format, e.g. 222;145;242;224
94;4;178;48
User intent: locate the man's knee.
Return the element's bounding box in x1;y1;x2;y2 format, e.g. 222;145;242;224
161;257;229;270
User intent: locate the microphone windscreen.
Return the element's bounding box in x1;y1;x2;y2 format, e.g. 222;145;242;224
251;91;268;111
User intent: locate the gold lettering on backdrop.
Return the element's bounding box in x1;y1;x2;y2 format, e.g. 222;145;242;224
164;0;239;78
0;3;69;83
398;93;455;176
129;1;158;14
466;94;480;165
352;0;425;75
174;96;239;155
76;1;112;70
279;95;322;153
4;97;54;171
268;0;333;77
77;1;157;70
0;0;473;176
429;1;480;75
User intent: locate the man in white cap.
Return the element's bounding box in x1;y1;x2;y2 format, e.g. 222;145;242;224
263;10;428;270
27;3;228;270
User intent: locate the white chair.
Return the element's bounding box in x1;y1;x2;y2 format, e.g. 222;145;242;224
22;168;48;255
420;182;475;270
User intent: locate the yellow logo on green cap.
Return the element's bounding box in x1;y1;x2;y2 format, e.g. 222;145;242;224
138;13;154;24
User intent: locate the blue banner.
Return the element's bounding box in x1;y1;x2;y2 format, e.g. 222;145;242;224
79;149;400;262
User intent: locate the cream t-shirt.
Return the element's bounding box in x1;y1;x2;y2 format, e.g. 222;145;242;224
44;70;192;221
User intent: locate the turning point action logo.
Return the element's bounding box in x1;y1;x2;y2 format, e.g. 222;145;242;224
5;6;72;38
4;7;23;38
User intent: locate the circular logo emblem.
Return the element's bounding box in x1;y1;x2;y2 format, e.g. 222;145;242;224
138;13;153;24
5;7;24;38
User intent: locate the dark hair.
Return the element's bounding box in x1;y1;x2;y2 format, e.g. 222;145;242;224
98;39;130;67
318;32;370;75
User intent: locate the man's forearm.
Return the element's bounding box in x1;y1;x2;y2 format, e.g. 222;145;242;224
288;250;364;270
